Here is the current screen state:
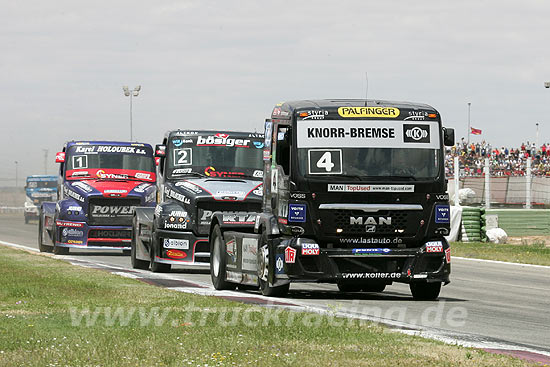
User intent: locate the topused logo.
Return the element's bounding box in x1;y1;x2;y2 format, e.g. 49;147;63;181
349;216;392;225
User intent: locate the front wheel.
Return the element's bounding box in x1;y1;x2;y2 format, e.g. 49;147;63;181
258;232;289;297
210;225;237;290
410;282;441;300
131;216;149;269
150;229;171;273
38;210;53;253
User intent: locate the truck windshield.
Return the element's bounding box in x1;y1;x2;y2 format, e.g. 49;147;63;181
65;145;155;181
296;119;441;179
167;133;264;178
298;147;439;179
26;180;56;189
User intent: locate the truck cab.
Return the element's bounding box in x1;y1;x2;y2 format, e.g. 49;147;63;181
38;141;157;254
131;130;265;272
209;100;455;300
24;175;58;223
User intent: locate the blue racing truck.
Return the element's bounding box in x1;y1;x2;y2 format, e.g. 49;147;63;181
38;141;157;254
24;175;58;223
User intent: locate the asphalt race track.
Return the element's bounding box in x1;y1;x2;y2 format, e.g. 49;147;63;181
1;213;549;359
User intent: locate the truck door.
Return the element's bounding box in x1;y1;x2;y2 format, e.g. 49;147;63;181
269;124;291;222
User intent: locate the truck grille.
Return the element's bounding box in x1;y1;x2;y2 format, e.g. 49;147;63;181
88;198;141;226
319;209;422;236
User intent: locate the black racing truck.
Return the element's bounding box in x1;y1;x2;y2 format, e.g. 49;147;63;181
208;99;455;299
132;130;265;272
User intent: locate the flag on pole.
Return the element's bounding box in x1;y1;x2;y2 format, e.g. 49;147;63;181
470;127;482;135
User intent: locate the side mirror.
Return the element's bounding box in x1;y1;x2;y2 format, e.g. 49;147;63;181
55;152;65;163
155;145;166;158
443;127;455;147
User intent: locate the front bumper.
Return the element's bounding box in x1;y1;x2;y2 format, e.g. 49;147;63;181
275;238;451;284
55;220;132;250
153;228;209;266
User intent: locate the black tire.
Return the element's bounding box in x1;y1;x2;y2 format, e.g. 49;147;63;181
210;225;237;290
131;216;149;270
258;231;289;297
337;282;362;292
362;283;386;293
38;211;53;253
410;282;442;300
150;230;171;273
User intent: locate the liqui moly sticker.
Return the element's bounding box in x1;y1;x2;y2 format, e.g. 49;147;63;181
425;241;443;253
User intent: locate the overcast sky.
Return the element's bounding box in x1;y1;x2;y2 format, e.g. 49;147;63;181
1;0;549;185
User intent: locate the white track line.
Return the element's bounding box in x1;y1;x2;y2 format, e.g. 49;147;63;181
454;256;550;269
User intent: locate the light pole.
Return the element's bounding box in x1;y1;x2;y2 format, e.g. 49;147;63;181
467;102;471;145
14;161;18;188
123;85;141;141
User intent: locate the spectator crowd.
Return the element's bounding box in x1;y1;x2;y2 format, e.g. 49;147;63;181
445;138;550;177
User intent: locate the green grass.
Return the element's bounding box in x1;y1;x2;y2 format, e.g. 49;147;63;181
0;246;536;367
452;241;550;266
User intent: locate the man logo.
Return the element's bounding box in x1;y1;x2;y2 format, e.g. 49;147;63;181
403;124;430;143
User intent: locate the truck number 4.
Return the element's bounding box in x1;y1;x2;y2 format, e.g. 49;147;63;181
317;152;335;172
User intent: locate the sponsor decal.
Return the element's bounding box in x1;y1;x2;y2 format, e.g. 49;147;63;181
352;248;391;255
164;221;187;229
339;237;403;245
253;141;265;149
350;216;391;225
63;186;84;202
435;193;449;201
72;181;93;193
328;184;414;193
289;192;306;200
252;186;263;196
74;145;148;155
56;220;84;228
296;120;440;149
241;238;257;271
341;272;401;279
67;206;82;212
104;189;127;194
253;170;263;178
91;205;136;216
89;229;131;239
62;228;84;237
435;205;450;223
275;254;285;274
403;124;430;143
163;238;189;249
135;172;151;180
425;241;443;253
300;110;329;120
278;217;288;225
166;249;187;259
175;181;202;194
172;168;193;175
56;152;65;162
301;243;319;256
284;246;296;263
154;205;163;216
263;149;270;160
165;188;191;204
169;210;187;217
222;213;256;225
67;240;83;244
172;139;184;147
404;111;428;121
204;166;244;177
337;106;400;118
96;170;128;179
288;204;306;223
133;183;152;193
445;248;451;263
196;135;250;147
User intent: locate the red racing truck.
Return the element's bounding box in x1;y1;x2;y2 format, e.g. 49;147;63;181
38;141;157;254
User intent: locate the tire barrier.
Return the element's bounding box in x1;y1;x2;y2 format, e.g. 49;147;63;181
461;206;484;242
